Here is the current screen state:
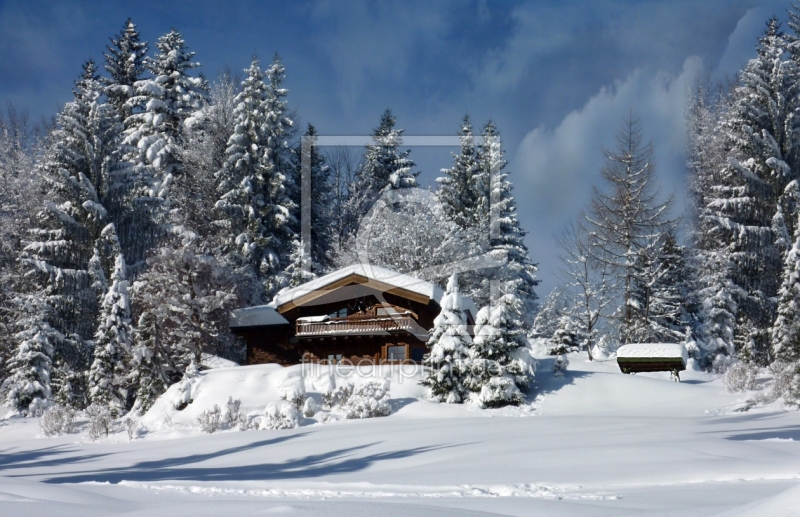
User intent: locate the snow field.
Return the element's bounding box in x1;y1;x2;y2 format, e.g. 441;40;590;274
2;351;800;516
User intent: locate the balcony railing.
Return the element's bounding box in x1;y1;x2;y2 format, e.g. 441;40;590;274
296;314;416;337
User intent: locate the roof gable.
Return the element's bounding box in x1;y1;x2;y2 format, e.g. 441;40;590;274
270;264;445;313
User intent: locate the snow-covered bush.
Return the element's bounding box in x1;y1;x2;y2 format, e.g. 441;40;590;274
40;405;75;436
303;397;318;417
27;397;52;418
123;417;139;440
477;377;522;409
314;372;336;408
173;377;194;410
552;354;569;378
724;362;759;393
86;403;113;440
261;401;299;430
327;382;354;409
224;397;244;429
279;372;306;410
197;404;221;434
769;361;794;399
344;380;391;419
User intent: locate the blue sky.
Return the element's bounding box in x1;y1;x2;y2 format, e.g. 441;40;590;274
0;0;790;293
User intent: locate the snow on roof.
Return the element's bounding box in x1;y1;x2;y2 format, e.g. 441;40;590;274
270;263;448;309
230;305;290;328
617;343;688;362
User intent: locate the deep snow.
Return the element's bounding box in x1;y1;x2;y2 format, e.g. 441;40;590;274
2;350;800;516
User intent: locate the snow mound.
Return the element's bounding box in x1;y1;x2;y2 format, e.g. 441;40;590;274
137;363;468;435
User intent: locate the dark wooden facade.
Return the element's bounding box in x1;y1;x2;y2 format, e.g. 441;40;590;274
234;271;464;366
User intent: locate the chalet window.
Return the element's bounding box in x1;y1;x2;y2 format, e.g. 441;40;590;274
387;346;406;361
329;308;347;318
327;353;344;364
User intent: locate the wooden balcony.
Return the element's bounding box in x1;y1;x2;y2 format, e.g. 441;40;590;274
296;314;416;337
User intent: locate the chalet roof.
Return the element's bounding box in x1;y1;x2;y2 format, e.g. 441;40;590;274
269;264;447;312
230;264;478;328
229;305;290;328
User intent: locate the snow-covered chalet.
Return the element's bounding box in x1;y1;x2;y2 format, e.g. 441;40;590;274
230;264;476;365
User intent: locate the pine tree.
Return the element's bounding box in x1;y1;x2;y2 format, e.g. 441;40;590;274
421;274;470;403
438;115;485;229
130;232;242;384
103;18;148;123
772;206;800;364
88;224;132;415
215;56;296;303
347;109;417;230
291;124;335;274
686;84;740;369
131;310;166;414
1;299;55;415
121;29;208;268
692;19;800;363
550;313;583;354
465;293;531;408
584;112;676;344
627;234;687;343
481;121;539;318
22;62;114;405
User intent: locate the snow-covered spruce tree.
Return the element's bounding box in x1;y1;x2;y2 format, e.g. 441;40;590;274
22;61;116;406
130;310;166;414
0;106;41;386
465;293;532;408
103;18;148;124
121;29;208;268
88;224;132;416
263;54;298;291
481;122;539;319
772;208;800;365
346;109;417;233
215;56;296;303
421;274;470;403
1;298;55;415
727;20;799;363
690;20;800;365
438;115;486;230
550;313;583;355
436;115;491;306
290;124;335;275
284;239;316;288
130;231;242;386
583;112;676;345
686;84;741;369
627;233;690;344
695;248;741;371
181;72;240;247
